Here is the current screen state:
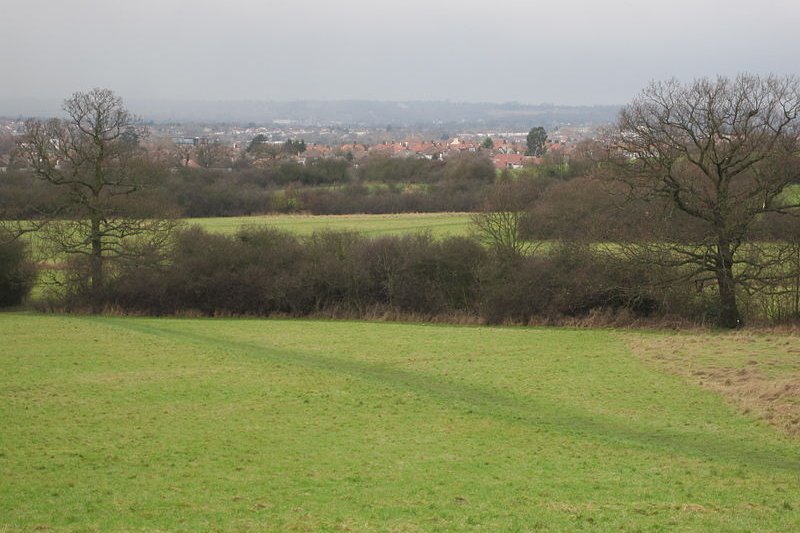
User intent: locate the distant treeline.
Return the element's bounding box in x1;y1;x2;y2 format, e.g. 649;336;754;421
0;150;589;217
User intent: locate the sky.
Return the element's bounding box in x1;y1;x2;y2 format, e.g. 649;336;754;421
1;0;798;108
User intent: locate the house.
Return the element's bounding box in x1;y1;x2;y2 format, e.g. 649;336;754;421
492;154;535;170
447;138;478;153
173;137;209;146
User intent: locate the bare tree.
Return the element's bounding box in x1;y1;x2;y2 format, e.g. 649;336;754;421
172;142;196;168
18;88;177;312
472;179;549;259
196;141;231;169
609;74;800;327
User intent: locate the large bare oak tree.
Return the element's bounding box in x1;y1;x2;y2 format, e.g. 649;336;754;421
609;74;800;327
18;88;176;312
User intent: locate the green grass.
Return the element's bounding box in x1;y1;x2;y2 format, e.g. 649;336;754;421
189;212;473;238
1;313;799;531
785;184;800;204
16;213;473;264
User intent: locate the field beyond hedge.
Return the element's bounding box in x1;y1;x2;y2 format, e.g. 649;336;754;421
192;212;474;238
1;314;799;531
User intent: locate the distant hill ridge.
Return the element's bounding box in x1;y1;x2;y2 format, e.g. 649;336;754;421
0;98;620;127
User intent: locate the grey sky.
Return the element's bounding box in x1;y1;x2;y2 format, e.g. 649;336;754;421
2;0;798;106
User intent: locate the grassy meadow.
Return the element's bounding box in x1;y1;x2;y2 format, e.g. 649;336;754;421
190;212;474;238
1;313;799;531
20;213;474;266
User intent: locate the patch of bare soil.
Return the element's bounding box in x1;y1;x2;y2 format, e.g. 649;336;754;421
625;333;800;436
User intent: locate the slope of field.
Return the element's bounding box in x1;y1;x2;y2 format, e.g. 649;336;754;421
190;212;473;237
1;314;799;531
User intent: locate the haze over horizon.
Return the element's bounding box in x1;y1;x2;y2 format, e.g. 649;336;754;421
3;0;798;114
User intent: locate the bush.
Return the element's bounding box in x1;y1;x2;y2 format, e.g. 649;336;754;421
478;243;663;324
0;233;37;307
167;227;307;315
357;234;485;315
296;230;369;313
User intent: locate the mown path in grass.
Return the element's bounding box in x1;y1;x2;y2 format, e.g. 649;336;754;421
1;314;799;531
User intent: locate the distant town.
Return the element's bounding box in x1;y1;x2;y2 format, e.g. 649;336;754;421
0;116;602;173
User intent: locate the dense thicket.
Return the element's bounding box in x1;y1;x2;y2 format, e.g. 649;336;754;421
51;226;721;323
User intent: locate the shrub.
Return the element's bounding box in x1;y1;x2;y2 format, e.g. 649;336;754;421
297;230;369;313
478;243;664;324
355;234;486;315
0;232;37;307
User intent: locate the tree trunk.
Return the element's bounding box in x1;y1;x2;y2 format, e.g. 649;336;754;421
792;244;800;319
90;213;103;314
715;241;740;328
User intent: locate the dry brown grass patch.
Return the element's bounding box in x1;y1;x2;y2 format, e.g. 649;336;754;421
625;332;800;436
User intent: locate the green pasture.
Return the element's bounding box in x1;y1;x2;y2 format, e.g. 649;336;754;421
190;212;473;238
16;212;474;266
1;313;798;531
786;184;800;204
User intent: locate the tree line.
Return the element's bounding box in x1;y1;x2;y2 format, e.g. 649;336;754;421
0;140;584;219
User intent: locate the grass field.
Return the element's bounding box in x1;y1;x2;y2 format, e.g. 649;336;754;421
19;213;474;272
189;212;474;238
785;184;800;204
1;313;799;531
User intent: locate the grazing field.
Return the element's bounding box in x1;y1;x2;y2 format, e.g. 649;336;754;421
1;314;799;531
20;213;474;268
189;212;473;238
786;184;800;204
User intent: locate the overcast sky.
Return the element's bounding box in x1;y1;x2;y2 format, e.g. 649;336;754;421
2;0;798;107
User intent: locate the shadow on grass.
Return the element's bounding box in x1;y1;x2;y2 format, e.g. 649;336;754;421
95;317;800;475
